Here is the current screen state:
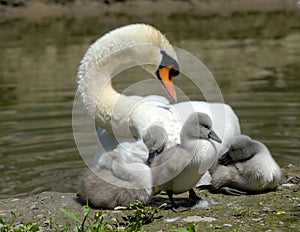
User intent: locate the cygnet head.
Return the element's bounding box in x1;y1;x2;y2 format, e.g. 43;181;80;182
142;125;168;165
219;135;259;165
232;135;260;156
181;112;222;144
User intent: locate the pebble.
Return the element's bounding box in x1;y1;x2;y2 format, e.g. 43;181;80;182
114;206;128;210
106;224;113;230
40;197;50;202
165;217;180;223
43;219;50;227
0;211;7;217
30;204;38;210
10;198;20;202
110;217;117;222
282;183;295;188
182;216;217;223
223;223;232;227
252;218;263;222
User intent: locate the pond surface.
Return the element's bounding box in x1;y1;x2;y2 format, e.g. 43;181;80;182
0;14;299;198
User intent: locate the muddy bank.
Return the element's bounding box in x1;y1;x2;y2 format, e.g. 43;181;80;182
0;0;299;23
0;165;299;231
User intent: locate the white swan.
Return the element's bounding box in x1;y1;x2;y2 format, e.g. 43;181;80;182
209;135;282;195
151;112;222;212
77;24;180;140
77;125;168;209
76;23;240;163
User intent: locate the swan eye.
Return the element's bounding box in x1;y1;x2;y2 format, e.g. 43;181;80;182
170;68;179;78
159;50;180;78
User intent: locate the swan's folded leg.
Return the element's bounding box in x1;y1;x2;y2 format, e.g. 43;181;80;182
219;186;247;196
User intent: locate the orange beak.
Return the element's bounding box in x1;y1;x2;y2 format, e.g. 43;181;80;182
157;66;177;102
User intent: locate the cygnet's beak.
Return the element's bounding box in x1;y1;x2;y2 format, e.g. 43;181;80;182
208;130;222;143
218;152;232;166
146;150;159;165
157;65;177;102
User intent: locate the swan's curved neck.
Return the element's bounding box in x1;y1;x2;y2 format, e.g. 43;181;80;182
77;34;140;131
76;24;173;133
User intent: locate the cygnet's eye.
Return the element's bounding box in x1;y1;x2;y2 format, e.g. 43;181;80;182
202;124;209;129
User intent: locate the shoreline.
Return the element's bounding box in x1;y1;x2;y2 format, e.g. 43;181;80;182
0;165;299;231
0;0;299;24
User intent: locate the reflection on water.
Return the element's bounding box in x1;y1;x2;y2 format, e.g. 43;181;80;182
0;15;299;198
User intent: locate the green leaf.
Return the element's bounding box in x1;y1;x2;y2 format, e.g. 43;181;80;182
60;208;81;223
83;205;90;218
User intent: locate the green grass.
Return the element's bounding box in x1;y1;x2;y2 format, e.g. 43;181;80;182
0;201;198;232
0;212;42;232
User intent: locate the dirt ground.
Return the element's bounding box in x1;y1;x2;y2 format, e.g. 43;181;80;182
0;164;299;231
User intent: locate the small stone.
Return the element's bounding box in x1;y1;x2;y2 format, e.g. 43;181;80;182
223;223;232;227
114;206;127;210
30;204;38;210
110;217;117;222
182;216;217;223
10;198;20;202
106;224;113;230
43;220;50;226
282;183;295;188
0;211;7;217
40;197;50;202
263;207;271;212
110;210;122;214
165;217;180;223
252;218;263;222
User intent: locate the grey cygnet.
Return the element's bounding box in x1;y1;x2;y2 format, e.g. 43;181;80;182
77;125;167;209
151;112;222;212
209;135;282;195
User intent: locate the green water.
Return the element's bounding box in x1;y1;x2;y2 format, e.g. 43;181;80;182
0;13;299;198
